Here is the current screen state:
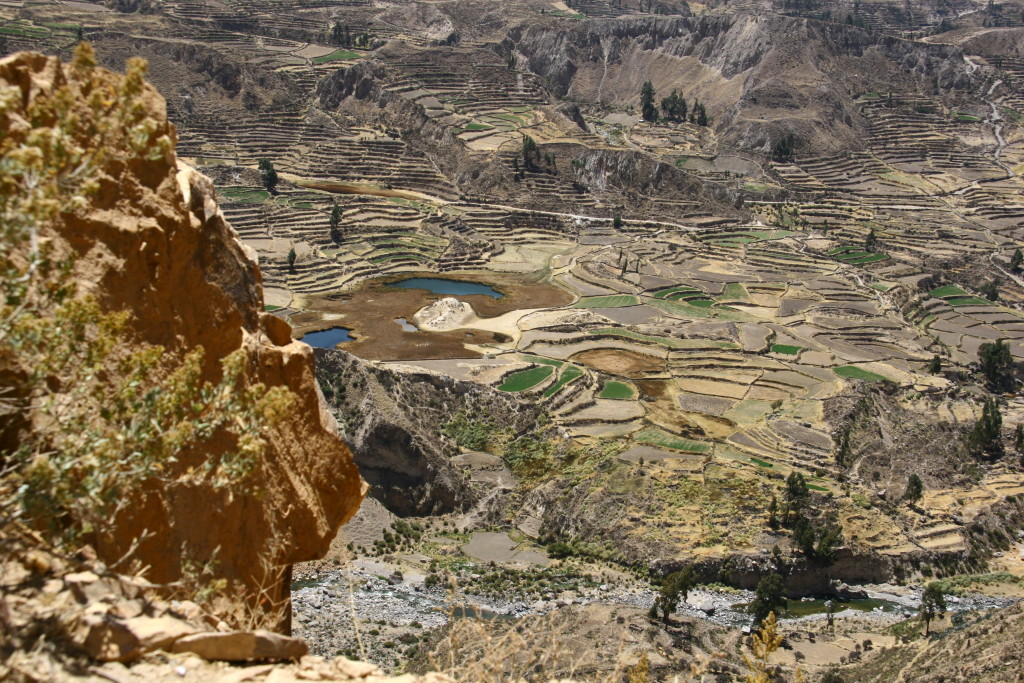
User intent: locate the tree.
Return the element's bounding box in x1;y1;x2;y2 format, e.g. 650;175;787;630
613;214;623;230
969;395;1004;458
980;278;1000;302
751;573;787;625
1011;248;1023;273
767;495;779;529
919;582;946;635
978;339;1015;392
287;246;297;271
864;227;878;253
329;200;343;242
258;158;278;193
654;565;696;622
904;474;924;504
692;101;708;126
792;516;816;556
814;524;843;564
522;134;540;171
1016;423;1024;451
927;354;942;374
640;81;658;122
784;470;809;523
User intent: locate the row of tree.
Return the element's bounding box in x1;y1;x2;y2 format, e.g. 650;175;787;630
640;82;709;126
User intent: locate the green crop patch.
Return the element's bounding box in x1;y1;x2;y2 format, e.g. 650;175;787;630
573;295;640;308
312;49;361;64
498;366;554;392
834;365;889;382
520;355;564;367
844;254;888;265
929;285;967;298
652;285;701;299
599;381;636;400
463;123;493;131
635;428;711;453
750;457;774;468
544;365;583;398
771;344;802;355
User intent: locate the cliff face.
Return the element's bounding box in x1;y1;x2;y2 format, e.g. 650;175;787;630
0;51;365;610
506;13;977;154
314;349;540;516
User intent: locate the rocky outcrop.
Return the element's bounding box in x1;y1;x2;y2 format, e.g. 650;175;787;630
0;51;365;618
315;350;540;517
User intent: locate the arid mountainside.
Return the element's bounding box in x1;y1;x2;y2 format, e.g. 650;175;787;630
508;12;978;153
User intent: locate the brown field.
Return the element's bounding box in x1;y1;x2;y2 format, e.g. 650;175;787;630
572;349;666;377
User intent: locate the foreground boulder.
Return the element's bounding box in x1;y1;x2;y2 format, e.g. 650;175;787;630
0;48;365;621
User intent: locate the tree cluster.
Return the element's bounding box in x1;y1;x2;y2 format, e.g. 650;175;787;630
770;133;797;162
331;22;373;49
660;90;687;122
978;339;1015;392
640;82;707;126
776;472;843;563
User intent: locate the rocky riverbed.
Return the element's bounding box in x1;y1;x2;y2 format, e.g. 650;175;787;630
292;559;1021;672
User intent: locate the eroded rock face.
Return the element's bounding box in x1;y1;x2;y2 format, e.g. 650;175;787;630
0;52;365;613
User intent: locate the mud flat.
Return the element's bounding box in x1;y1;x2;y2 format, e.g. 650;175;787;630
290;272;573;360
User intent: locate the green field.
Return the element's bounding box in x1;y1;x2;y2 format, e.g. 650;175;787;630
771;344;802;355
652;285;701;300
833;365;889;382
463;123;493;131
544;365;583;398
599;381;636;400
312;49;361;64
520;355;564;367
573;295;641;308
635;428;712;453
929;285;967;298
750;457;774;468
498;366;554;392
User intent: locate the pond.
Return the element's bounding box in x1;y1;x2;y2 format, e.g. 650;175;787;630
390;277;503;299
394;317;418;332
300;326;353;348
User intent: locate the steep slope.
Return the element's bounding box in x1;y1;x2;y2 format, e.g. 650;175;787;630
0;49;365;611
507;13;979;153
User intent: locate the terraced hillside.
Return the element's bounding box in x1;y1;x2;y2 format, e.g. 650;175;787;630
7;0;1024;673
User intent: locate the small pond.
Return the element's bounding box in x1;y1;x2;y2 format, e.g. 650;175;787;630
390;277;502;299
394;317;418;332
300;326;353;348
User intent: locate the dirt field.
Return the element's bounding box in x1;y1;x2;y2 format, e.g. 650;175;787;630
572;349;666;377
